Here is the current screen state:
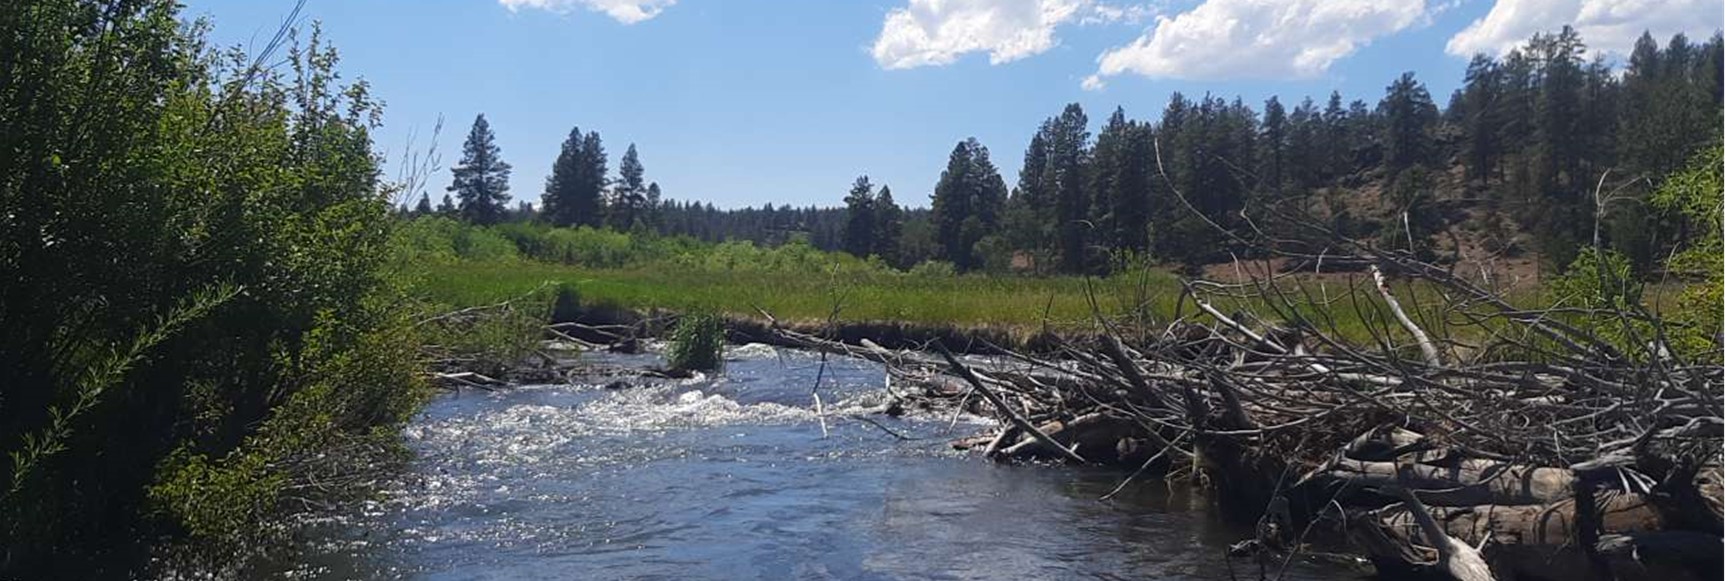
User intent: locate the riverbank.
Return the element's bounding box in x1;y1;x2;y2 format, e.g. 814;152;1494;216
471;249;1723;581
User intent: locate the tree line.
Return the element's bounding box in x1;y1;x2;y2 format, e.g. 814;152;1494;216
423;26;1720;279
832;26;1719;275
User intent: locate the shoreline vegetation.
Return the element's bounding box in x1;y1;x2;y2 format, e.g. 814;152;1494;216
2;1;1721;580
417;144;1723;581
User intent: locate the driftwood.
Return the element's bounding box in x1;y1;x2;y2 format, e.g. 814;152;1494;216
1324;458;1574;506
770;236;1723;581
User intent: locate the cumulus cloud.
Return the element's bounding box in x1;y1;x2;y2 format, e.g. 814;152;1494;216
1446;0;1723;58
499;0;675;24
1088;0;1426;83
871;0;1145;69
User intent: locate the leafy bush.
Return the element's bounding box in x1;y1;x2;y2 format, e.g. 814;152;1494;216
1650;146;1723;357
1547;248;1649;354
398;216;520;262
666;313;726;372
0;5;425;575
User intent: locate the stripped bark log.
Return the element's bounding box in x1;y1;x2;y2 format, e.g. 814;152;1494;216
1325;458;1574;506
1391;486;1496;581
1371;264;1442;368
936;346;1087;464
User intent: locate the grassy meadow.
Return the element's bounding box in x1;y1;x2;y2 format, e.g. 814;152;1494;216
416;259;1185;328
397;216;1477;344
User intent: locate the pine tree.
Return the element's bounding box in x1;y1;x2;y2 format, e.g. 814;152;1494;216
1004;124;1055;266
841;175;876;258
1527;27;1591;271
608;143;646;230
874;185;903;266
930;138;1006;271
543;126;603;227
1259;96;1288;195
1379;72;1439;174
448;114;512;225
581;131;609;225
644;182;663;232
1092;107;1153;255
413;193;433;216
437;194;457;216
1459;54;1503;186
1049;103;1091;274
1286;97;1322;193
1321;91;1349;179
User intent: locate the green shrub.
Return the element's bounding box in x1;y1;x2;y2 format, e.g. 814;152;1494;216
0;7;426;575
666;312;725;372
1650;145;1723;358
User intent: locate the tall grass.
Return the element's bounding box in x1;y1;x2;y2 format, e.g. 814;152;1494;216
398;216;1538;345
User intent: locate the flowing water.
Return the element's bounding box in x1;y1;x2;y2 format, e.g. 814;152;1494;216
264;346;1358;580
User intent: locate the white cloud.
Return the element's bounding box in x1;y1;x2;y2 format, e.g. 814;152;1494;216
499;0;675;24
871;0;1144;69
1089;0;1426;82
1446;0;1723;58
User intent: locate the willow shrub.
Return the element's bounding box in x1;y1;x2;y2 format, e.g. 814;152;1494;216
1650;145;1723;359
0;2;426;576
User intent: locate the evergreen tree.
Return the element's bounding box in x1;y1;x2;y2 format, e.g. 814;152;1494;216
1004;125;1055;266
1526;27;1591;270
874;185;903;266
1321;91;1349;179
1345;99;1379;169
1379;72;1439;174
581;131;609;224
1092;107;1153;255
841;175;876;258
1285;97;1322;193
1048;103;1091;274
1259;96;1288;195
609;143;647;230
543;126;603;227
930;138;1006;271
1459;54;1503;185
644;182;663;232
448;114;512;225
413;193;433;215
436;194;457;216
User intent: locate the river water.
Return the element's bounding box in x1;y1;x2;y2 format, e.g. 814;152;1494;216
264;346;1357;580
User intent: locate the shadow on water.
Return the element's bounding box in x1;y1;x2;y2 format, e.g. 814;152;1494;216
256;346;1362;580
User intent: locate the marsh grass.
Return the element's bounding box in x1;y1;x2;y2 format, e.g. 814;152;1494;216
415;259;1500;347
667;312;726;372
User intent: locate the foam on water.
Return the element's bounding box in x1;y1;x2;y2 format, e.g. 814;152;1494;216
247;347;1351;580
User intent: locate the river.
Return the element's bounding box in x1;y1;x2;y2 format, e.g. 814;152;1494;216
261;345;1358;580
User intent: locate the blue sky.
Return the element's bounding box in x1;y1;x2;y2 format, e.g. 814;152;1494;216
180;0;1721;209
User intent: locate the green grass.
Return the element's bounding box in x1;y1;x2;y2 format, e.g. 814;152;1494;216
414;259;1187;330
419;259;1615;362
400;214;1685;353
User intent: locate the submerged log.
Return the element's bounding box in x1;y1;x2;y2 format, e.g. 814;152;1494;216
1353;491;1669;580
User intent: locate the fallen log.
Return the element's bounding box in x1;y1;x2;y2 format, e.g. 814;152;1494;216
1354;491;1666;580
937;345;1087;464
1324;458;1574;506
